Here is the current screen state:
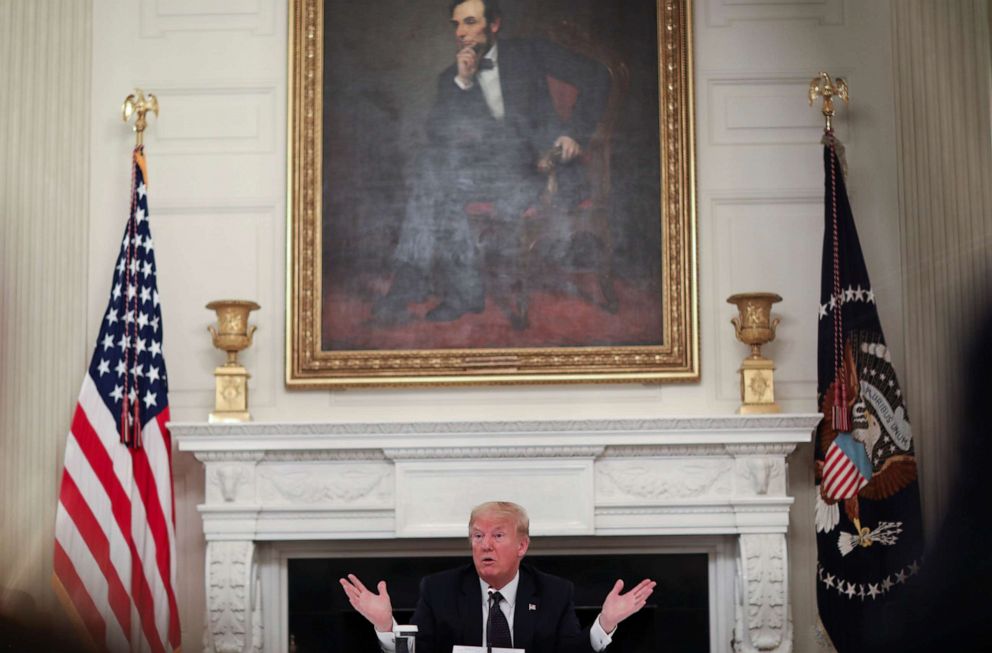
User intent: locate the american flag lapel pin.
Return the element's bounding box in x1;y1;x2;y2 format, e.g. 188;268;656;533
529;603;537;611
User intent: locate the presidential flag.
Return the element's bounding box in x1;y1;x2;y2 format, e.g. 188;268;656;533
53;146;181;652
814;132;923;651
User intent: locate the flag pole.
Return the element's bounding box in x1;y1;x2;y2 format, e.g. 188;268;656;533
122;89;158;146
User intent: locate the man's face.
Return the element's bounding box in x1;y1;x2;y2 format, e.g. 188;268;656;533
469;512;528;589
451;0;500;55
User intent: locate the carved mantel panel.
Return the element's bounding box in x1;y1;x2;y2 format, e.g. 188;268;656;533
175;414;817;652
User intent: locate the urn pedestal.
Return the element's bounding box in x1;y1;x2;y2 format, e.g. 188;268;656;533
727;293;782;415
206;300;259;423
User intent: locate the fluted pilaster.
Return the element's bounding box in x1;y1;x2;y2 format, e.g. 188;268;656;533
892;0;992;528
0;0;91;612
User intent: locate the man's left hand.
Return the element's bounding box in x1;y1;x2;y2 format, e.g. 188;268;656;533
554;136;581;163
599;578;657;633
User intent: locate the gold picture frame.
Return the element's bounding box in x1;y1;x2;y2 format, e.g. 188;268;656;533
287;0;698;387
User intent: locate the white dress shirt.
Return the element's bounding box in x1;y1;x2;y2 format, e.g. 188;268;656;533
453;43;506;120
375;569;615;652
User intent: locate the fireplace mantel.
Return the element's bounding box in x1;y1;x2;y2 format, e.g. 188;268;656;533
174;414;817;653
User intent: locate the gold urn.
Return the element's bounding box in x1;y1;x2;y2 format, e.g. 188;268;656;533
727;293;782;414
206;300;260;423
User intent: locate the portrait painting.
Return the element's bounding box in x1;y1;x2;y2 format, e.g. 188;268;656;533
288;0;697;386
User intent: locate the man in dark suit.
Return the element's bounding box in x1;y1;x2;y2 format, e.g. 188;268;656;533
340;501;655;652
373;0;609;325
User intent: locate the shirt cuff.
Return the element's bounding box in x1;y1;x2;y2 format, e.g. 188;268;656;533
375;619;399;653
453;76;474;90
589;614;615;651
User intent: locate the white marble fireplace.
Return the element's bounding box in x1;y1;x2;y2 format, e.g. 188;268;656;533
173;414;817;653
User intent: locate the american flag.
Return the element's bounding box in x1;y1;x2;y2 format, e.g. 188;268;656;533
53;146;181;653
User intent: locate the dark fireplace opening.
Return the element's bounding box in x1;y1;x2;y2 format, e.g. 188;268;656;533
288;552;709;652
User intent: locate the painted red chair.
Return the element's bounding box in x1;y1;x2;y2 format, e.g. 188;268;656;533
467;22;629;329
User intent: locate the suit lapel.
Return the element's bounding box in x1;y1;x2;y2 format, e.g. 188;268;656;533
513;565;539;651
458;566;484;646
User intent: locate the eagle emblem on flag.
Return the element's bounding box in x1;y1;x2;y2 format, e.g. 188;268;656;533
815;330;917;556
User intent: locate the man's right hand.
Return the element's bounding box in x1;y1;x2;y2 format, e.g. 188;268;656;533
456;45;479;85
339;573;394;632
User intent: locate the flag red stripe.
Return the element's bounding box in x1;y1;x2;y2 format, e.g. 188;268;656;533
71;404;133;538
53;540;107;647
829;462;857;495
130;437;180;651
73;398;165;653
827;463;856;498
58;468;133;637
130;527;167;653
154;411;182;648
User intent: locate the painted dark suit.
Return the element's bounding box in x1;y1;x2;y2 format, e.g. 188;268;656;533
411;563;596;653
376;38;610;322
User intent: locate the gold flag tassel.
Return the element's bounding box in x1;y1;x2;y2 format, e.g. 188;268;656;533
810;73;852;432
118;90;158;447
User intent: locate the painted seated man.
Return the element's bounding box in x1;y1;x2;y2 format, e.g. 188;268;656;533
372;0;609;325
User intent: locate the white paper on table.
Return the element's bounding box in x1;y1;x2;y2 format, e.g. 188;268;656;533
451;647;524;653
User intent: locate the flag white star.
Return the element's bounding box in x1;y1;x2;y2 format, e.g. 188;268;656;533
136;338;147;354
149;340;162;357
137;312;149;329
140;286;151;304
117;334;128;350
844;288;855;302
128;388;137;403
136;207;146;224
97;359;110;376
102;334;115;351
151;316;160;331
828;295;838;309
148;365;160;382
110;385;123;401
129;259;139;275
116;359;128;377
124;311;135;324
133;365;144;379
127;284;137;300
881;577;894;592
137;181;146;199
853;285;865;301
143;237;154;253
866;290;876;303
895;569;908;584
117;259;126;275
844;582;856;598
867;583;880;599
908;561;920;576
153;290;160;307
824;573;835;589
141;261;152;278
112;283;122;300
105;310;119;326
818;304;828;319
143;391;157;408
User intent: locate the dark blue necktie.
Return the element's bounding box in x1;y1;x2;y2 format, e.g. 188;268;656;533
487;590;512;649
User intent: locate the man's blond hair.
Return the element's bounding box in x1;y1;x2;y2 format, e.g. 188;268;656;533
468;501;530;538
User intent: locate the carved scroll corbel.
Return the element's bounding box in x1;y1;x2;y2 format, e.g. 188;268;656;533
206;540;262;653
733;533;791;653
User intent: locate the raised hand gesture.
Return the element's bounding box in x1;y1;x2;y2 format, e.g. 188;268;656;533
339;573;394;632
599;578;657;633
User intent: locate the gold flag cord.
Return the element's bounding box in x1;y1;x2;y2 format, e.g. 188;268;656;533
122;89;159;146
